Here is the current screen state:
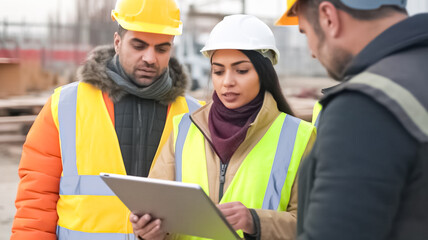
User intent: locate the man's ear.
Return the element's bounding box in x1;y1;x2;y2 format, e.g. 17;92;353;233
318;1;341;38
114;32;121;53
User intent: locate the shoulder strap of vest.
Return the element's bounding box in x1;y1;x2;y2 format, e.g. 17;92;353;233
184;95;202;113
345;72;428;142
151;96;203;169
56;82;118;196
262;113;301;210
57;81;80;176
174;113;192;182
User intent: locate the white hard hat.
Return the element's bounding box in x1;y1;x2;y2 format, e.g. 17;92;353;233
201;14;280;65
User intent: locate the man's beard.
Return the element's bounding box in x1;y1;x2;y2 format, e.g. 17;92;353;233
317;35;353;81
130;65;163;87
326;48;353;81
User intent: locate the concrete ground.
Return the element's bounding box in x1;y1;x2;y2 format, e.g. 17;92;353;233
0;144;21;239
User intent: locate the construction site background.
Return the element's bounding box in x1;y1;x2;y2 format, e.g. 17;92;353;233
0;0;427;239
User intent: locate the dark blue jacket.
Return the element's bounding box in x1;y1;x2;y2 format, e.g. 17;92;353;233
297;13;428;240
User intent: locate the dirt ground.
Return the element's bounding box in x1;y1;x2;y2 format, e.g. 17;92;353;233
0;76;337;239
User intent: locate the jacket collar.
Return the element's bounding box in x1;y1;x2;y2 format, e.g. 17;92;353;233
190;91;281;143
76;45;189;104
342;13;428;79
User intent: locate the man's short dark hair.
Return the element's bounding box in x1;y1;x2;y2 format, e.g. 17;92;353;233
117;24;128;37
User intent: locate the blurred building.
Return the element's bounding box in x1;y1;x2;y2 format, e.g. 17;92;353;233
0;0;116;85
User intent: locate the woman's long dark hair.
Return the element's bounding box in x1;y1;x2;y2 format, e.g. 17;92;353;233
240;50;294;115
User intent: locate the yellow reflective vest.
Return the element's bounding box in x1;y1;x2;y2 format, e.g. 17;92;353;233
312;101;323;128
51;81;201;239
171;112;314;239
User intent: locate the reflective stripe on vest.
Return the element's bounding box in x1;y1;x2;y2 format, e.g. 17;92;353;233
184;95;201;114
60;175;115;195
58;81;79;177
56;226;135;240
57;83;116;197
173;97;203;181
348;72;428;142
58;82;115;197
175;114;192;182
151;95;203;167
262;114;300;210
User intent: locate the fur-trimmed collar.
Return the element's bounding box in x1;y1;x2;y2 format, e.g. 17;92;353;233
76;45;189;104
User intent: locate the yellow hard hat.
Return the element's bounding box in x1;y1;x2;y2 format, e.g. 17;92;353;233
275;0;299;26
111;0;183;35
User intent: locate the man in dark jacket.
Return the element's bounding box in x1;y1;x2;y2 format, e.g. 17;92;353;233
276;0;428;239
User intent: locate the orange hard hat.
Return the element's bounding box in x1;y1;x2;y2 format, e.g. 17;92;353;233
275;0;299;26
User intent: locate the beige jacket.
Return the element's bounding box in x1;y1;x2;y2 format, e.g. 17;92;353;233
150;92;316;240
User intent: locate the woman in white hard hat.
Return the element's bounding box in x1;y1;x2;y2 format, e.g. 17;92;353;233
131;14;316;240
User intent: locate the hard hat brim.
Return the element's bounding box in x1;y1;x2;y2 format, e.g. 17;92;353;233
275;11;299;26
275;0;299;26
201;47;280;65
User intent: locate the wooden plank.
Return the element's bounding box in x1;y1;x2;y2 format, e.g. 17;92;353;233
0;98;47;109
0;58;20;64
0;124;22;133
0;134;26;143
0;115;37;124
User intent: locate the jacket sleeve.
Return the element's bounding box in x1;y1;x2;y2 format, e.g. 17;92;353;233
253;130;316;240
11;97;62;240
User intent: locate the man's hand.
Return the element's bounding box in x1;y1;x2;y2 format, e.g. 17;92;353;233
217;202;255;234
130;213;166;240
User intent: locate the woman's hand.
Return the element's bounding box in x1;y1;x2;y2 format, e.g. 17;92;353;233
217;202;255;234
130;213;166;240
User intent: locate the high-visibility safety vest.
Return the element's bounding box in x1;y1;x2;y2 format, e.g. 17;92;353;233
51;81;201;240
172;112;314;239
312;101;322;128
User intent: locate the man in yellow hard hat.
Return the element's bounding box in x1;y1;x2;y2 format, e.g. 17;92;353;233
276;0;428;240
11;0;202;239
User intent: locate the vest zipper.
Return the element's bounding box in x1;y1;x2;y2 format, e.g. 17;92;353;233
219;162;229;202
187;115;229;202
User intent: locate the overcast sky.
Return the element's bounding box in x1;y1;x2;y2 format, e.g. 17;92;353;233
0;0;285;23
1;0;427;23
0;0;75;23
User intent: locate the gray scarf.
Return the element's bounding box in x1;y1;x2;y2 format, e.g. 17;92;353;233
106;55;173;101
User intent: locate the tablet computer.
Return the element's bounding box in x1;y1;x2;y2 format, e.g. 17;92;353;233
100;173;242;240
